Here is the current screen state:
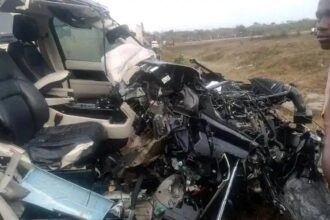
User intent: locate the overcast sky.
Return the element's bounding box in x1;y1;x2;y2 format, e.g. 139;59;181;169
97;0;318;32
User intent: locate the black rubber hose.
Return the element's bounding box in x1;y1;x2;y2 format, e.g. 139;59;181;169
285;85;307;113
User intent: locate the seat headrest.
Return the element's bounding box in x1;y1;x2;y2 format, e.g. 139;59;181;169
13;15;39;42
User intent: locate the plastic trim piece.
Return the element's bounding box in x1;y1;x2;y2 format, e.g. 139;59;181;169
46;97;74;106
48;102;136;139
34;70;70;91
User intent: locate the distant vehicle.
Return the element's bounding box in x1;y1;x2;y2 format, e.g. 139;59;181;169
311;27;317;35
151;40;161;59
151;40;160;49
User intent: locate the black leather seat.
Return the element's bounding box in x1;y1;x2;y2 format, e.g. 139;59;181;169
26;122;104;167
0;49;105;167
7;15;53;83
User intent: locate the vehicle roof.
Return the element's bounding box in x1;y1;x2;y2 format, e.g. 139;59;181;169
0;0;108;20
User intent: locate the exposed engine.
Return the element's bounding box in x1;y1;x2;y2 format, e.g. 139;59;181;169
91;60;323;219
0;58;324;220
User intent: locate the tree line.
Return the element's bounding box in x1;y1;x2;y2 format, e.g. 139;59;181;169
146;19;316;44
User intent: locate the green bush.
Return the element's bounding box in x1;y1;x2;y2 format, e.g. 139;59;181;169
173;54;186;64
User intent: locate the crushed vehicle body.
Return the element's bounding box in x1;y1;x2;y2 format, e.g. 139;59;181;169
0;0;329;219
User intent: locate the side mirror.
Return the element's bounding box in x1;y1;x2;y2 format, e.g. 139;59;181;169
106;25;131;44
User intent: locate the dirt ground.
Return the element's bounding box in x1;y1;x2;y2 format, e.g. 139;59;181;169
161;34;330;129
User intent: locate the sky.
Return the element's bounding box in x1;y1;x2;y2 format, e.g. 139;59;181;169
97;0;319;32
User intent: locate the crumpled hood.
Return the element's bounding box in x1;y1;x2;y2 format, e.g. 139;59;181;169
102;43;156;85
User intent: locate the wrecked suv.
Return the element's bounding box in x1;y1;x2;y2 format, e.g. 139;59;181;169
0;0;328;219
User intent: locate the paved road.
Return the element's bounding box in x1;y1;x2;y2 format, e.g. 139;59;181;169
179;31;310;46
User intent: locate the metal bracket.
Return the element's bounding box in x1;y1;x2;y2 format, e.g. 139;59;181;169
0;151;22;192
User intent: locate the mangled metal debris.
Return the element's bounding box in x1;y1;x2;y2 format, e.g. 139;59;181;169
0;31;328;220
0;0;328;219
